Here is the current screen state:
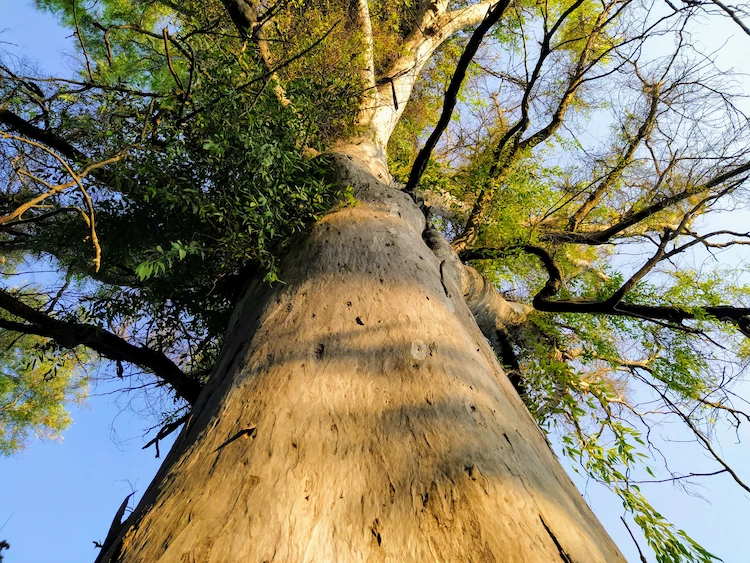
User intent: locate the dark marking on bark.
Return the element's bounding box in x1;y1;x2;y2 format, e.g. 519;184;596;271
438;260;452;298
540;515;574;563
224;343;245;376
371;519;383;546
356;316;365;325
214;426;257;452
161;532;173;550
503;433;512;446
466;463;490;495
315;343;325;360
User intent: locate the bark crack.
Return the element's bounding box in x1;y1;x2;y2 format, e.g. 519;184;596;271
540;514;575;563
438;260;452;298
214;426;258;452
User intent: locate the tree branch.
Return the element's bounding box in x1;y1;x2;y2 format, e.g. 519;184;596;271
405;0;512;198
451;0;594;251
567;83;661;231
368;0;505;146
700;0;750;36
605;228;672;307
0;109;88;163
0;289;202;404
350;0;378;125
509;245;750;336
542;166;750;245
650;379;750;494
219;0;259;36
217;0;298;110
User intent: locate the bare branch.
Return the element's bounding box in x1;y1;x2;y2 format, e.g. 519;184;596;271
543;166;750;245
567;82;662;231
72;0;94;81
700;0;750;36
653;380;750;494
605;228;672;307
620;517;648;563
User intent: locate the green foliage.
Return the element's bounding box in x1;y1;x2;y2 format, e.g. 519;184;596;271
0;305;87;455
617;488;718;563
2;1;353;380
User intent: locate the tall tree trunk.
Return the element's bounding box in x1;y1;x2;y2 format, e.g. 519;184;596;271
98;147;625;562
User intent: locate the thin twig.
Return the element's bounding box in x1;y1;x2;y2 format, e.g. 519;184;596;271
72;1;94;81
620;516;648;563
162;28;184;92
0;133;124;270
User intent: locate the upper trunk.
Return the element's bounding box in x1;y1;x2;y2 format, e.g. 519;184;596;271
97;149;625;562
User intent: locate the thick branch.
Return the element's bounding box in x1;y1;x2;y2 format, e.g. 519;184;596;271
219;0;259;36
543;165;750;245
511;245;750;335
217;1;298;110
0;289;201;404
0;109;87;163
351;0;378;126
567;84;661;231
404;0;512;198
368;0;503;147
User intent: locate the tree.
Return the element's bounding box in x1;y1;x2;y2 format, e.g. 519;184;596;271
1;0;750;560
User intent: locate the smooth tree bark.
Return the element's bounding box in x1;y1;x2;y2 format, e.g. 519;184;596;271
95;143;625;562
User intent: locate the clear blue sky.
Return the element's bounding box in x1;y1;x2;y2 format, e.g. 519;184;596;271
0;2;749;562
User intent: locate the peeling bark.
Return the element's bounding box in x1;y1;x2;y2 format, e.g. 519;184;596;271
97;150;624;563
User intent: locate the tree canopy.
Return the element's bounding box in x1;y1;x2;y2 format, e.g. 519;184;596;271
2;0;750;560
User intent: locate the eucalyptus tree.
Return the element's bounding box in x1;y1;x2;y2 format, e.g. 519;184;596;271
2;0;750;561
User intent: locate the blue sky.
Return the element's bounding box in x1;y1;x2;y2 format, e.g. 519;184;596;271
1;2;749;562
0;5;177;562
